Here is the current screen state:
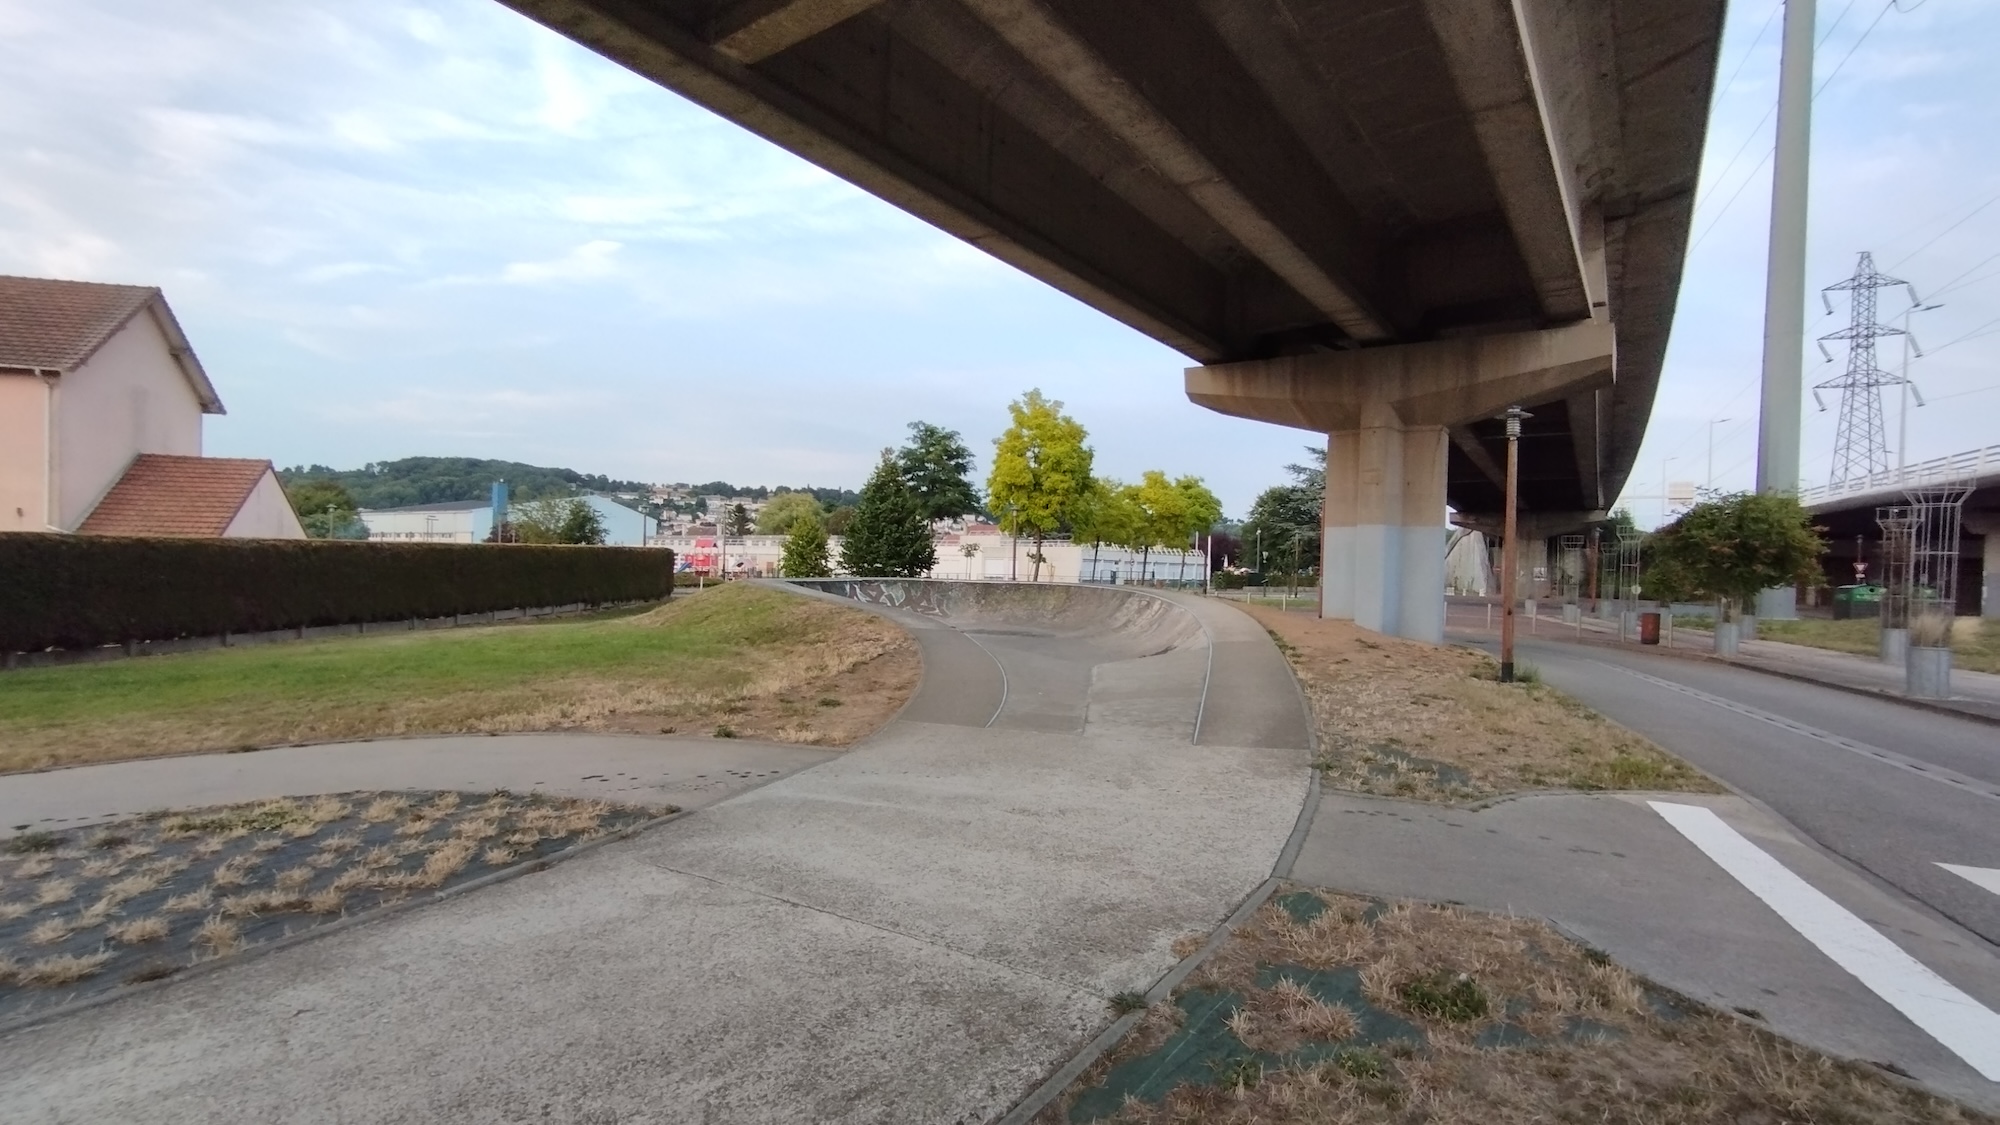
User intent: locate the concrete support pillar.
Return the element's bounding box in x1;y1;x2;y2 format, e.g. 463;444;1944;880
1323;404;1449;641
1967;514;2000;619
1187;319;1614;644
1986;535;1999;621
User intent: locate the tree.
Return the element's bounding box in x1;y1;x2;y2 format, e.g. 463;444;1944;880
1172;476;1223;583
780;520;833;577
724;503;752;537
1648;492;1826;620
1242;445;1325;575
987;389;1093;581
757;492;824;536
825;505;857;536
1122;471;1197;581
284;479;366;539
840;453;938;577
1071;477;1138;582
897;422;981;522
512;498;608;545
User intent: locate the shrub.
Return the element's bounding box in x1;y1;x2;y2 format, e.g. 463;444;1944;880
0;534;672;652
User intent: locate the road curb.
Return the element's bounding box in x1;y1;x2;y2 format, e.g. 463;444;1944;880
0;806;689;1041
1453;625;2000;730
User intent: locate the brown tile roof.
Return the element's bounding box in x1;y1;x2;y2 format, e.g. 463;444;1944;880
0;275;158;371
0;274;224;412
78;455;278;537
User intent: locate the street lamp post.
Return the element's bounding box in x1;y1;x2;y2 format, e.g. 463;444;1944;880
1499;405;1531;683
1707;418;1729;489
1661;457;1677;526
1897;302;1941;479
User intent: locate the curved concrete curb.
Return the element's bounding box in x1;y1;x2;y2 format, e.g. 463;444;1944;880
0;806;687;1040
994;878;1286;1125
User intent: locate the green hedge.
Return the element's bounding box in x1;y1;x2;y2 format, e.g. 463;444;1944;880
0;534;673;653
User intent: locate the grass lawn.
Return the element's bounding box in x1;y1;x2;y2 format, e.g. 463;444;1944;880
0;583;918;773
1755;616;2000;674
1042;887;1990;1124
1241;605;1717;801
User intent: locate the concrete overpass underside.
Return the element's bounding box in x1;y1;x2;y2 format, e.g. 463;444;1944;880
500;0;1727;640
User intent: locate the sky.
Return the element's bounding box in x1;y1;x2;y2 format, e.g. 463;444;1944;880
1;0;1996;521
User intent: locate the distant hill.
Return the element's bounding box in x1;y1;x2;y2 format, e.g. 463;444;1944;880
277;458;653;510
277;459;864;512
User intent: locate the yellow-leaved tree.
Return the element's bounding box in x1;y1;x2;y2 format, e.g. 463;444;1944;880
987;390;1094;581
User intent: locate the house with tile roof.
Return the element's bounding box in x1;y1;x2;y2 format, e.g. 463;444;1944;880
0;275;304;538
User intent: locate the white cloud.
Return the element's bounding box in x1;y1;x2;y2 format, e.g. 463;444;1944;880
499;239;623;283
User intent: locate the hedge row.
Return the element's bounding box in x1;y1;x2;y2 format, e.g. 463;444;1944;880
0;534;674;653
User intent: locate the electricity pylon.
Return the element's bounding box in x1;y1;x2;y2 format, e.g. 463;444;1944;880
1815;252;1921;486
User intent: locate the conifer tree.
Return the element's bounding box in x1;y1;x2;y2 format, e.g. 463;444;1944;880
839;453;938;577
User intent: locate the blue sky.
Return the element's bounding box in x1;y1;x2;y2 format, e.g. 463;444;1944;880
1;0;1995;520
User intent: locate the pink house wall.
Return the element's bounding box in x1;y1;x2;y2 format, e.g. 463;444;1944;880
51;308;204;530
0;374;53;531
223;470;307;539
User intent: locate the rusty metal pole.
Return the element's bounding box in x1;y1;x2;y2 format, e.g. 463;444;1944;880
1500;406;1531;683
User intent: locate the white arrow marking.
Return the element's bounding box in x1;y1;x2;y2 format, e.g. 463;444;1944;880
1651;801;2000;1081
1939;863;2000;898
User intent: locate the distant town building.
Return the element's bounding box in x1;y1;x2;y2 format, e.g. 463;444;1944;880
359;493;656;545
0;275;304;538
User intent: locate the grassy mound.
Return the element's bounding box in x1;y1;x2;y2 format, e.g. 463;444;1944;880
0;583;917;772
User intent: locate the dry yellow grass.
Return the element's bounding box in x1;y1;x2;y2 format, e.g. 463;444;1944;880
1049;889;1992;1125
108;915;170;944
193;915;240;955
17;952;112;986
1242;606;1716;801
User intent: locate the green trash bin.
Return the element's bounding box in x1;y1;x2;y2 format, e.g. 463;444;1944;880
1832;584;1883;621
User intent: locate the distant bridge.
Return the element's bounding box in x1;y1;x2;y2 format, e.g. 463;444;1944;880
1802;444;2000;618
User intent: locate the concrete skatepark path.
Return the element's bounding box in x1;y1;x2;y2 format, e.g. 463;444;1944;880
1;581;1315;1124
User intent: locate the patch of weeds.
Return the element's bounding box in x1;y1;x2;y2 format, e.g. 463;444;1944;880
817;697;843;708
2;790;659;1024
1211;1055;1263;1090
1600;753;1674;788
1510;662;1542;684
713;724;738;739
1327;1046;1384;1080
1110;990;1150;1015
5;832;62;855
1398;971;1489;1022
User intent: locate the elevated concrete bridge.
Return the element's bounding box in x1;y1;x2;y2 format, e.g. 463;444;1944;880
502;0;1728;639
1802;445;2000;618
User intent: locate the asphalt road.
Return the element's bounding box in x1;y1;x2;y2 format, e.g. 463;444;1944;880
1477;634;2000;948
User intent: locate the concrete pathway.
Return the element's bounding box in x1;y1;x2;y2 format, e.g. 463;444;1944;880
0;734;834;838
1;583;1314;1125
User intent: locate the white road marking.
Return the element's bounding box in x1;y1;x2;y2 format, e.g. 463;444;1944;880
1650;801;2000;1081
1940;863;2000;898
1613;666;2000;802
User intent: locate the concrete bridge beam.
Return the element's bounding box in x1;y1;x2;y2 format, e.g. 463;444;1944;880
1187;319;1615;642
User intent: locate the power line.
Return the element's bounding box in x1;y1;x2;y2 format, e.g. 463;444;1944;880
1928;315;2000;353
1926;383;1999;403
1890;193;2000;270
1812;0;1895;98
1685;0;1901;255
1687;0;1860;224
1926;250;2000;298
